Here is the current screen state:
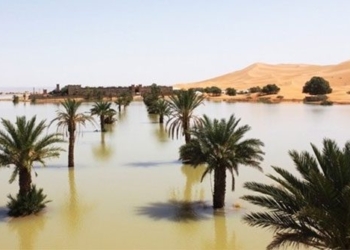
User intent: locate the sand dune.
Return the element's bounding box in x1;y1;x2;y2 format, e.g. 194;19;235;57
174;60;350;103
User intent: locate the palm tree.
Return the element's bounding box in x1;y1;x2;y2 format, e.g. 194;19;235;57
153;98;170;123
0;116;63;196
179;114;264;209
115;91;133;112
50;99;95;168
90;101;116;132
242;139;350;250
167;89;204;144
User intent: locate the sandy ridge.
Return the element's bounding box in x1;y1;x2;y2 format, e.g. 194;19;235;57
174;60;350;103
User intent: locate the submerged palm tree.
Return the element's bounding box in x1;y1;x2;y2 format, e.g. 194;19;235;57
0;116;63;198
115;91;133;112
153;98;170;124
242;139;350;250
90;101;116;132
167;89;204;143
50;99;95;168
179;114;264;209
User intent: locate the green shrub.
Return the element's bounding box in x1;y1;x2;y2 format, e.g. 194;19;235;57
12;95;19;104
303;76;332;95
225;87;237;96
7;185;51;217
261;84;280;95
249;86;262;93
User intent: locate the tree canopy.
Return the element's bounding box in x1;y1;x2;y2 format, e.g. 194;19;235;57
261;84;280;95
302;76;332;95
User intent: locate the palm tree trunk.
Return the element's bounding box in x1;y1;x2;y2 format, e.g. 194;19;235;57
184;120;190;144
213;166;226;209
19;167;32;196
159;114;164;124
68;131;75;168
100;115;105;132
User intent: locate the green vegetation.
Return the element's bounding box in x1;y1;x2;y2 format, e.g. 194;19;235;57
261;84;280;95
115;91;133;112
7;185;50;217
153;98;171;124
50;99;95;168
12;95;19;104
242;139;350;250
143;83;162;114
205;86;222;96
166;89;204;144
0;116;63;216
249;86;262;93
91;101;116;132
225;87;237;96
189;87;205;93
179;114;264;209
302;76;332;96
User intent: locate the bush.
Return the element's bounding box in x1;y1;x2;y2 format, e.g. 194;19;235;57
7;185;51;217
12;95;19;104
204;86;222;96
225;88;237;96
249;86;262;93
261;84;280;95
303;76;332;95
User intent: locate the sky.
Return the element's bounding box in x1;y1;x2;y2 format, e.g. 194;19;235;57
1;0;350;89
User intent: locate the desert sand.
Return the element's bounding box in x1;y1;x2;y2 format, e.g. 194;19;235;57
174;60;350;104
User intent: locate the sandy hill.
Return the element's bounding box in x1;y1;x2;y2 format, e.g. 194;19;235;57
174;60;350;103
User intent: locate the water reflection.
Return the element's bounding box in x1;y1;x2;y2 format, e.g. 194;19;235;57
92;132;113;161
147;113;158;123
181;164;206;201
154;123;169;143
203;211;240;250
118;110;127;123
62;169;93;232
8;215;46;250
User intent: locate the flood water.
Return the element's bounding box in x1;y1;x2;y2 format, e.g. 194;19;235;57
0;100;349;249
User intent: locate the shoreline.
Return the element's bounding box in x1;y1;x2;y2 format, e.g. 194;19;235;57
1;93;350;105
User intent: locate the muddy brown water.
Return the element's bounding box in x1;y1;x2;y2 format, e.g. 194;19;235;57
0;100;348;249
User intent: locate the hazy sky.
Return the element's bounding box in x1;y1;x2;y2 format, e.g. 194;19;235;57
1;0;350;88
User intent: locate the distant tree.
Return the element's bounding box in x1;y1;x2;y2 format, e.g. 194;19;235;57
50;99;95;168
225;88;237;96
115;91;133;112
261;84;280;95
249;86;262;93
189;87;205;93
205;86;222;96
90;101;116;132
167;89;204;144
210;86;222;96
302;76;332;96
12;95;19;104
143;84;161;114
153;98;170;124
